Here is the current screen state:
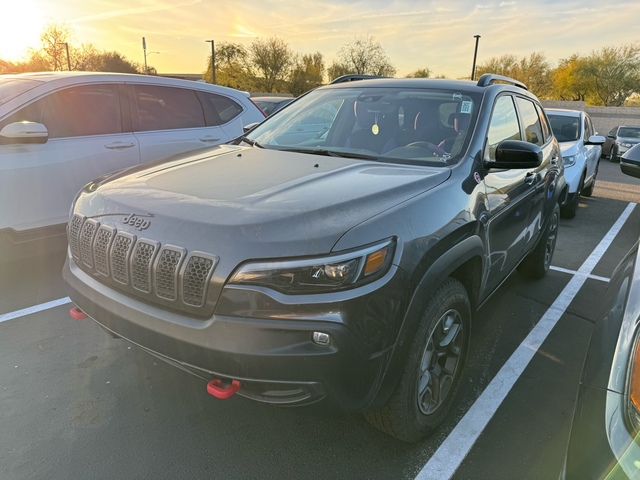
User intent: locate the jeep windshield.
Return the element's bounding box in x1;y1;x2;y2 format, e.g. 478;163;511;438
244;86;481;166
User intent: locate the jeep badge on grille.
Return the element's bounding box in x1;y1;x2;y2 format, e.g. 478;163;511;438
122;213;152;231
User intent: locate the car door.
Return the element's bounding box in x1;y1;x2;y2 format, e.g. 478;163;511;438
0;83;140;235
127;84;233;164
482;94;548;293
583;114;600;182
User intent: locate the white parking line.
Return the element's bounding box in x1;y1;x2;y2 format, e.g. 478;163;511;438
0;297;71;324
416;202;637;480
550;266;610;282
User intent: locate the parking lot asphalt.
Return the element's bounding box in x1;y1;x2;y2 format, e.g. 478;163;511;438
1;158;639;480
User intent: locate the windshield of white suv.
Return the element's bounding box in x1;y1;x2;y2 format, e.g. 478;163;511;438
547;114;580;143
245;86;480;166
0;78;42;105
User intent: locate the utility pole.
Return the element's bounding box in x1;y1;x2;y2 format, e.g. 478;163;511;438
205;39;216;84
471;35;481;81
142;37;148;74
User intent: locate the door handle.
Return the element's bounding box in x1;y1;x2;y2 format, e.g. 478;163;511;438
105;142;136;150
524;172;538;185
199;136;221;143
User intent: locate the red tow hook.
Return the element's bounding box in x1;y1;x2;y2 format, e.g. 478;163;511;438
69;306;88;320
207;379;241;399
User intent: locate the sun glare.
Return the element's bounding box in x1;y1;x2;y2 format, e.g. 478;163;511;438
0;1;46;62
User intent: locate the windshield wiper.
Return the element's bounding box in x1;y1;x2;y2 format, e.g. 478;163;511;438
238;136;263;148
275;147;380;161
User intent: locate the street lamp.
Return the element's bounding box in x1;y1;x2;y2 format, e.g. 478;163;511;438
56;42;71;71
142;37;159;74
205;39;216;84
471;35;481;81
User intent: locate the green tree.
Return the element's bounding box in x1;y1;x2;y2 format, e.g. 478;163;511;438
329;36;396;77
74;44;142;73
581;44;640;106
249;37;294;93
406;68;431;78
476;52;552;98
551;55;592;102
206;42;255;90
288;52;324;96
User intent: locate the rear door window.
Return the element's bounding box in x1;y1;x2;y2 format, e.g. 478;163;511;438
131;85;206;131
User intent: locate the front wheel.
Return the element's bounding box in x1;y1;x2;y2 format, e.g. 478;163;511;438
363;278;470;442
517;202;560;279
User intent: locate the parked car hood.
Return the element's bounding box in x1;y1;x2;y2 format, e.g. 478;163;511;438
558;141;580;157
76;145;450;259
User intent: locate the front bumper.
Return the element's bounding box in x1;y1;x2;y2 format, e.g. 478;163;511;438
63;256;412;412
561;384;640;479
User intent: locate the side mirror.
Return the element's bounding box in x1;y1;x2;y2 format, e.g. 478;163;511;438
620;144;640;179
586;135;606;145
243;122;261;133
485;140;543;170
0;121;48;145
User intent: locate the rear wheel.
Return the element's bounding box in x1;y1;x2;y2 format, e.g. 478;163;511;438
363;278;470;442
517;202;559;279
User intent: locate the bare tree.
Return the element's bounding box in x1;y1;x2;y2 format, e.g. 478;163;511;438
329;36;396;77
40;23;73;71
249;37;294;93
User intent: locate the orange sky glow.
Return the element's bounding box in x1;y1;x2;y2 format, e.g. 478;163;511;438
1;0;637;79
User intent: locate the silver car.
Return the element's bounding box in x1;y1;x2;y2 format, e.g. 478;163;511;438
603;124;640;162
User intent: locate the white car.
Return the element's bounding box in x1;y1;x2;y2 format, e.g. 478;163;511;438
546;108;605;218
0;72;265;263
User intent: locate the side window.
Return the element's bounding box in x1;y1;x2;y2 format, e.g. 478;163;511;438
0;85;121;138
198;92;243;125
486;95;520;160
584;115;594;138
132;85;205;131
515;97;543;146
535;104;551;142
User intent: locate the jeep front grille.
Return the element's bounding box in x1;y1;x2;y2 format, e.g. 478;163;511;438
69;214;217;314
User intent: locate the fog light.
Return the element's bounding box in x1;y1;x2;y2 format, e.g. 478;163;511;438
313;332;331;346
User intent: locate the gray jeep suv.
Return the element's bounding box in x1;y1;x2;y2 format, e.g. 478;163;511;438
63;74;565;442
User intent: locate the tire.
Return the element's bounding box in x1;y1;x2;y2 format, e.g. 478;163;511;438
560;176;583;219
363;278;470;443
517;202;560;279
608;146;618;162
582;164;598;197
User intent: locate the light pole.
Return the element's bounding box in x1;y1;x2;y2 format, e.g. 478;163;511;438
55;43;71;71
471;35;481;81
205;39;216;84
142;37;159;74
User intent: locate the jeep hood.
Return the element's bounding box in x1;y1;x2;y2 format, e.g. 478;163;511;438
76;145;449;259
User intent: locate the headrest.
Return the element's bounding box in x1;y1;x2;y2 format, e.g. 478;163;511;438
354;101;376;129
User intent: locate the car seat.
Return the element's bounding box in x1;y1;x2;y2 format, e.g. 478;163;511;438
345;100;397;154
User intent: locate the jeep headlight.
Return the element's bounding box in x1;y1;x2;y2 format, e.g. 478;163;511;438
228;239;395;294
563;154;577;167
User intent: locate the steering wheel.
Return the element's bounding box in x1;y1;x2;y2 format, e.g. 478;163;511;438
405;141;446;157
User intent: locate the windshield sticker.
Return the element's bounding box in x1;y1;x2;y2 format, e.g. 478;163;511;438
460;101;472;114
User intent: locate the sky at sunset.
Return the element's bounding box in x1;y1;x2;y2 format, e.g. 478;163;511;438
1;0;638;79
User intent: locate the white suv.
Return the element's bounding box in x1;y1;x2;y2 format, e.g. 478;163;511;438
0;72;265;263
546;108;605;218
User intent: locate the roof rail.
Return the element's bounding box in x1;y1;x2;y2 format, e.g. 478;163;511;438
476;74;527;90
329;74;388;84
